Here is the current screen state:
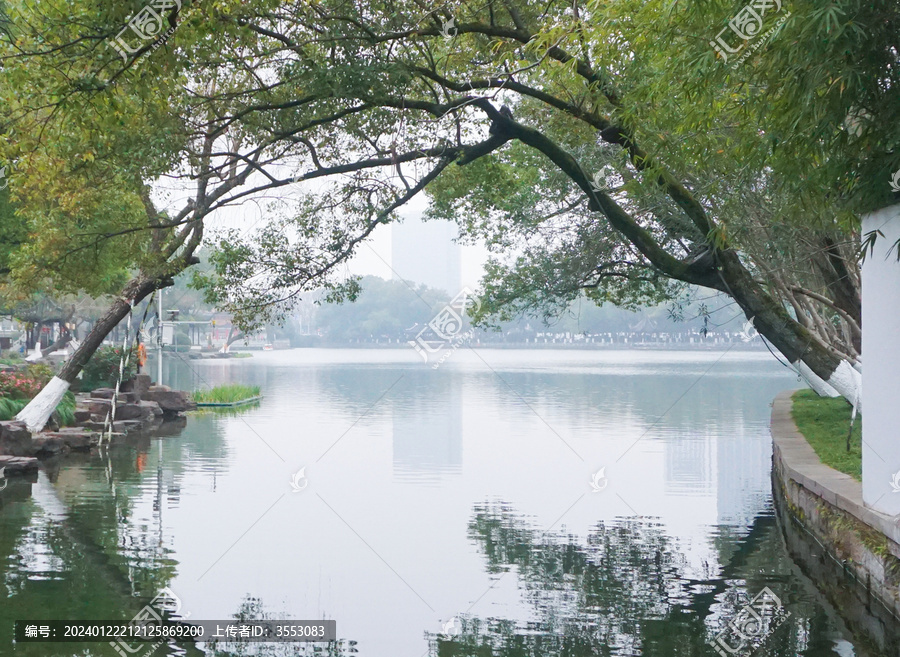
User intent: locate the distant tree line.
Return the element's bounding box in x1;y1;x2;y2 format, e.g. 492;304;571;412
302;276;745;345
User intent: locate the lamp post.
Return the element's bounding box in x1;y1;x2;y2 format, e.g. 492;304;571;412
157;288;163;387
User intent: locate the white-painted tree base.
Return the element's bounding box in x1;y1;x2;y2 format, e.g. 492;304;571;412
829;359;863;411
794;358;862;410
795;361;840;397
15;376;71;432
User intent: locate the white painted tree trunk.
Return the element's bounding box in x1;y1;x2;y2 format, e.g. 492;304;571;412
824;359;863;409
15;376;71;432
799;358;862;405
795;360;840;397
794;357;861;408
13;278;157;433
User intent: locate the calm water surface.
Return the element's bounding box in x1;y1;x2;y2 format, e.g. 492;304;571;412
0;349;878;656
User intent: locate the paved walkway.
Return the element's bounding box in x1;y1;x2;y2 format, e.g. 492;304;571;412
772;389;900;546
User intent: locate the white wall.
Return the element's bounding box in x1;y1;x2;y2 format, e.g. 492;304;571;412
862;203;900;514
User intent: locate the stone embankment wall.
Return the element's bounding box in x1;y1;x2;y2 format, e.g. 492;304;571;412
771;390;900;652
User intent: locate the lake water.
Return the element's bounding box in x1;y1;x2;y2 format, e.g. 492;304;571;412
0;348;879;656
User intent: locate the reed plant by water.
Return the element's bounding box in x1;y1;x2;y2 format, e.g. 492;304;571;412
192;384;261;404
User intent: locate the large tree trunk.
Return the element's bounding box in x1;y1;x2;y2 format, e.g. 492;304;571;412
718;250;862;405
24;331;73;361
16;276;162;432
24;322;39;351
498;108;862;405
219;328;245;353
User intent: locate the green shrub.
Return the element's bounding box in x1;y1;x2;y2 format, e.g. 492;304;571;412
81;345;138;391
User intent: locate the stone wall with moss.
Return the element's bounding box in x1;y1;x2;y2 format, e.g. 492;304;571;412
771;390;900;650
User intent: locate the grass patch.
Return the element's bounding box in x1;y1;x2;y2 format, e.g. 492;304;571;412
192;384;261;405
791;389;861;480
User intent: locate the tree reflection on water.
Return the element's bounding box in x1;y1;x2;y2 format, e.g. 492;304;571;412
423;502;844;657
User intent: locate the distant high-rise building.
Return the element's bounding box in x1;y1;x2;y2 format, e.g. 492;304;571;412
391;212;461;294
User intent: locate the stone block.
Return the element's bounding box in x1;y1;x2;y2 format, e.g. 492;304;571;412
81;420;131;434
143;389;196;413
0;455;39;474
31;435;68;456
89;389;137;404
121;375;152;402
87;399;112;417
0;421;32;457
139;400;163;417
90;388;116;399
41;428;97;451
114;403;147;421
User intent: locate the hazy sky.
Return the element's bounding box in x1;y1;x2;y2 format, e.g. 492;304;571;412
153;164;488;291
